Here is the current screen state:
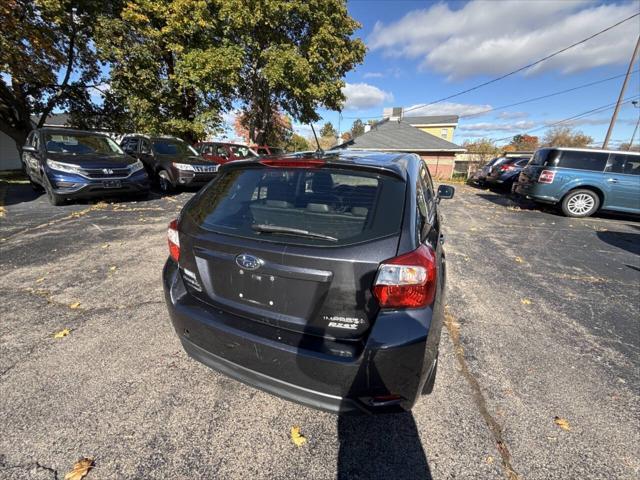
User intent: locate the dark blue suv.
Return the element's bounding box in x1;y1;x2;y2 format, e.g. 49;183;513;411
22;128;150;205
163;151;455;413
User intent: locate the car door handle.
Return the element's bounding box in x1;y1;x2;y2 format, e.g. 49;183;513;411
607;178;618;184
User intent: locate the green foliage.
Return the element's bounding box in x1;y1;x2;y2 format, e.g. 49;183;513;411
350;118;365;138
461;138;500;162
542;126;593;148
320;122;337;138
285;133;311;152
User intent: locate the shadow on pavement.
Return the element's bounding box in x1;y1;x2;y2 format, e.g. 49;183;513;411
597;230;640;256
337;412;432;480
0;182;43;206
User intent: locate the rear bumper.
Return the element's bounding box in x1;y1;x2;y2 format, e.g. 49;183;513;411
162;259;441;414
513;182;559;203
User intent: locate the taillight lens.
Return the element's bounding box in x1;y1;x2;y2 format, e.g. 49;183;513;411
500;164;515;172
538;170;556;184
167;219;180;262
372;245;437;309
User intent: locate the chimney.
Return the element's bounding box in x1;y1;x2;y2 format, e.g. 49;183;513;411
383;106;403;121
364;124;371;133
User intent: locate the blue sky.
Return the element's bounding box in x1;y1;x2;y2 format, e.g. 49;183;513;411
302;0;640;148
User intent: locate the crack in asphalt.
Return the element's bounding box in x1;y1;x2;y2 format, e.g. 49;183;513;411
0;459;60;480
444;311;521;480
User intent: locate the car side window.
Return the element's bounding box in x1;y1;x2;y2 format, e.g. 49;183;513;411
141;139;151;154
558;151;608;171
624;158;640;175
215;145;228;157
419;166;435;223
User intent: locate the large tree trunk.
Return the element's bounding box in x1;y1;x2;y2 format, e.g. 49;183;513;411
0;80;33;157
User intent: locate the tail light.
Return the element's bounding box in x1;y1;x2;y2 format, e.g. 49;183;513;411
372;245;437;309
167;219;180;262
499;164;516;172
538;170;556;184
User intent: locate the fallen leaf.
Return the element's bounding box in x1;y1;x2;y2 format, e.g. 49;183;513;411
54;328;71;339
554;416;571;431
514;256;524;263
69;302;81;309
36;277;45;283
290;426;307;447
486;455;494;464
64;457;94;480
101;243;110;249
109;266;117;271
521;298;532;305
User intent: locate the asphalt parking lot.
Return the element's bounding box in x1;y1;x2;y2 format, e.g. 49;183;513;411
0;180;638;480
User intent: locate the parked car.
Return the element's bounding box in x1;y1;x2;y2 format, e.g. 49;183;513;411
195;142;257;166
485;157;530;190
251;145;284;155
121;135;218;193
470;156;508;186
21;128;150;206
162;151;455;414
514;147;640;217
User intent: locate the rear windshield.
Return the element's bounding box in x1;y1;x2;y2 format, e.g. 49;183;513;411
186;167;406;246
229;145;256;159
153;140;198;156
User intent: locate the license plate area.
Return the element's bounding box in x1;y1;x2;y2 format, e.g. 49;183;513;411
235;270;278;307
103;180;122;188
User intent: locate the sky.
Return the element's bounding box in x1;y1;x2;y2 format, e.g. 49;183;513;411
296;0;640;148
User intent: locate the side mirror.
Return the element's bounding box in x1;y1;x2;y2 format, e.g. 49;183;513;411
22;145;36;153
437;184;455;202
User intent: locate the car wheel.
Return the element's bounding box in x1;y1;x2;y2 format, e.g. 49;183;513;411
158;170;174;194
44;177;65;206
561;189;600;217
422;355;438;395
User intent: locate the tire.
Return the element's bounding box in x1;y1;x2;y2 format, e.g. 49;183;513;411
157;170;174;194
561;189;600;218
44;178;66;206
422;355;438;395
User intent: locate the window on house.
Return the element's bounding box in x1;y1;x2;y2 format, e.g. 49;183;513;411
441;129;448;138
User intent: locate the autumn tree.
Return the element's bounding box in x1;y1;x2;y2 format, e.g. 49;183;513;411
509;134;539;151
350;118;365;138
0;0;118;150
542;126;593;148
341;131;352;142
222;0;365;145
234;109;292;147
320;122;337;138
461;138;500;163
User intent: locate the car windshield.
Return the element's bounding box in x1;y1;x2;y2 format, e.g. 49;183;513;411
186;167;406;246
229;145;256;159
152;139;198;156
45;133;123;155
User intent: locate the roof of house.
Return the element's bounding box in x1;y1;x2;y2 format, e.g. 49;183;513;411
339;119;465;152
403;115;459;125
31;113;71;127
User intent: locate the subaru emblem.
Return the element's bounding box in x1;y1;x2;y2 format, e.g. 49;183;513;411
235;253;263;271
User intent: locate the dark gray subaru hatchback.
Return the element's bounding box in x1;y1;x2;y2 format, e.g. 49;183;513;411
162;151;454;413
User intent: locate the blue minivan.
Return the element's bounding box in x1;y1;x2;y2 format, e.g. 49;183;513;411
513;147;640;217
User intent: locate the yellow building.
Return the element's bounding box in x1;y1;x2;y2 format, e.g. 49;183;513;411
382;108;459;142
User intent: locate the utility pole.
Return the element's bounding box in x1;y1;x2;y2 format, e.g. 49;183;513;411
603;35;640;149
628;100;640;150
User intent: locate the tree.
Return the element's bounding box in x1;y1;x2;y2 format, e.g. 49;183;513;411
618;142;640;152
350;118;365;138
542;126;593;148
285;133;310;152
234;109;292;147
95;0;243;142
0;0;116;150
461;138;500;163
320;122;337;138
223;0;365;144
341;131;352;142
509;134;539;151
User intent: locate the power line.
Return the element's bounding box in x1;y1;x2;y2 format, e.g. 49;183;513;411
340;11;640;121
459;71;639;119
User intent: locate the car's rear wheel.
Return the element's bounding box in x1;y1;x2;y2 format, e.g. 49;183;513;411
44;176;66;206
158;170;174;194
561;189;600;217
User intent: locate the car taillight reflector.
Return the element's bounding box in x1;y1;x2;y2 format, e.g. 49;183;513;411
372;245;437;309
500;164;515;171
259;159;325;168
167;219;180;262
538;170;556;184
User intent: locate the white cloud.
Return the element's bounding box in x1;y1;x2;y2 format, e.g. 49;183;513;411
459;120;537;132
368;1;639;80
363;72;384;79
496;111;529;120
342;82;393;110
404;102;492;117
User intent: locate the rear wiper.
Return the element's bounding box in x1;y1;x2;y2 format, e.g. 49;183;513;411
252;224;337;242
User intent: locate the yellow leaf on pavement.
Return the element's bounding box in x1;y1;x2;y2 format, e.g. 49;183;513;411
54;328;71;339
109;266;117;271
521;298;532;305
290;426;307;447
36;277;45;283
554;416;571;431
514;256;524;263
64;457;94;480
69;302;81;309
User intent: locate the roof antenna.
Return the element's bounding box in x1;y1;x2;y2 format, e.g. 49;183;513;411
310;123;324;154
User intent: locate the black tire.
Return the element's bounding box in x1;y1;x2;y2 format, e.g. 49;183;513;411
44;176;65;206
422;355;438;395
157;170;174;194
561;189;600;218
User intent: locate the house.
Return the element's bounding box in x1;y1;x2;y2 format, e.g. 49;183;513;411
0;113;72;171
335;117;465;178
383;107;459;143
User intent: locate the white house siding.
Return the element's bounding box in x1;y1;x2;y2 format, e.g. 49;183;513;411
0;131;21;170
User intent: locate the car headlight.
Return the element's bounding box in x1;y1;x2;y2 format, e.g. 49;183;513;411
129;159;145;173
46;159;85;175
173;163;194;171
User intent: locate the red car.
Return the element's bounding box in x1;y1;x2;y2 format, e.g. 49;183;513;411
251;145;285;156
195;142;257;165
